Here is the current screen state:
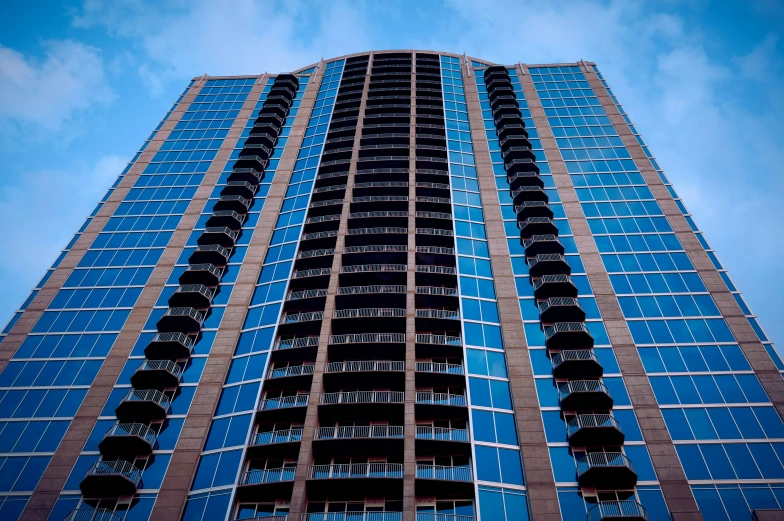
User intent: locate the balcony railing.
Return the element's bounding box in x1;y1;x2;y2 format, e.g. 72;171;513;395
416;265;456;275
415;426;469;442
309;463;403;479
347;227;408;235
321;391;405;404
293;268;332;278
303;231;338;240
415;211;451;219
145;332;193;359
416;362;464;375
287;289;328;300
85;460;141;485
333;308;406;319
416;464;472;482
349;211;408;219
325;360;405;373
329;333;406;344
416;286;458;297
416;334;461;346
416;246;454;255
415;515;474;521
558;380;613;410
267;364;315;379
301;513;402;521
338;285;406;295
415;392;466;406
136;359;183;378
341;264;407;273
577;452;634;474
416;228;453;236
587;501;648;521
241;467;296;485
64;509;123;521
273;337;320;350
280;312;324;324
344;245;407;253
316;425;404;440
306;214;341;224
120;389;171;411
259;395;309;410
352;196;408;203
252;428;303;446
297;248;336;259
415;309;459;320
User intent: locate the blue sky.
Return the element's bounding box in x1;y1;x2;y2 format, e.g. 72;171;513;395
1;0;783;348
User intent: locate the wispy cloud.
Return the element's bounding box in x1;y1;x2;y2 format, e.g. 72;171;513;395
0;39;114;137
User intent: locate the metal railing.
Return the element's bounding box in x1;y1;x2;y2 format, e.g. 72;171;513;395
333;308;406;319
280;312;324;324
416;362;464;375
310;199;344;208
64;509;123;521
416;286;458;296
191;244;230;260
416;246;454;255
259;395;309;410
415;309;459;320
316;425;404;440
587;501;648;521
309;463;403;479
252;428;303;446
415;211;451;219
104;423;157;444
349;211;408;219
273;337;320;350
414;515;474;521
341;264;407;273
267;364;315;379
121;389;171;410
532;274;572;290
329;333;406;344
338;285;406;295
539;297;582;312
347;227;408;235
415;464;472;482
302;231;338;240
567;414;622;437
241;467;296;485
207;210;246;224
416;182;449;188
344;245;407;253
297;248;335;259
415;196;450;204
313;184;347;193
136;359;183;378
577;452;633;474
293;268;332;279
415;392;466;406
85;460;141;484
544;322;591;340
203;226;239;240
352;196;409;202
551;349;599;368
415;334;462;346
301;513;402;521
353;181;409;188
558;380;611;400
174;283;214;299
415;426;469;442
325;360;405;373
416;265;456;274
240;516;288;521
287;289;328;300
163;307;204;322
321;391;405;404
149;332;193;349
305;213;341;224
183;263;223;278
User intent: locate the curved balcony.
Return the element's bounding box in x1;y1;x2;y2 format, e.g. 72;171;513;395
229;167;264;185
130;359;183;390
577;452;637;488
292;268;332;281
568;414;625;447
179;263;222;286
551;349;603;379
415;426;470;454
416;361;464;387
205;210;245;230
587;501;648;521
280;311;324;325
544;322;594;349
198;227;238;248
156;307;204;334
333;308;406;319
523;235;565;256
415;464;473;497
80;460;141;498
558;380;613;411
287;289;328;301
532;274;578;299
267;364;315;379
252;428;303;446
188;244;230;267
512;185;548;206
235;154;269;172
321;390;404;405
316;425;404;440
221;180;258;200
242;143;274;161
98;423;157;459
329;333;406;345
258;395;309;419
144;332;193;360
338;285;406;296
255;112;285;128
259;103;289;118
245;131;277;148
493;104;522;118
528;254;572;278
116;389;171;422
538;297;585;322
214;195;251;215
340;263;407;274
273;336;320;351
64;509;123;521
519;217;558;237
515;200;553;220
508;171;544;190
238;467;296;499
505;156;539;175
497;123;528;141
490;94;519;110
168;284;213;309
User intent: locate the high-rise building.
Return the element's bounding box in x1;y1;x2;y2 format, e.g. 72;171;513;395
0;49;781;521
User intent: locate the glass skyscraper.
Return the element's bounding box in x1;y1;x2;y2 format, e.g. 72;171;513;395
0;50;781;521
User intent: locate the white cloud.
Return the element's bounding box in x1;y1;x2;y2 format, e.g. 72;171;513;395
0;40;114;133
0;155;126;320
